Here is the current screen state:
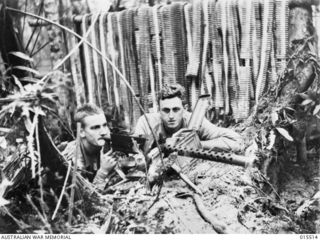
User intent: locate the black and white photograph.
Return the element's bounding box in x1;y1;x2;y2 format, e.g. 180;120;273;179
0;0;319;236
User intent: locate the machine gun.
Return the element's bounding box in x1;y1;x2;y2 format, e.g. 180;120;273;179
162;130;253;168
147;95;255;192
110;133;146;154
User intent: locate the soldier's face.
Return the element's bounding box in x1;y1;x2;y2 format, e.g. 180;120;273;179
160;97;184;133
80;113;110;148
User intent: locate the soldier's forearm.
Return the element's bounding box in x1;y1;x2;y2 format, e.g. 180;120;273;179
201;138;242;152
93;169;111;191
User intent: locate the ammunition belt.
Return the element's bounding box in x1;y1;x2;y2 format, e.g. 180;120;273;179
209;0;224;111
255;0;274;101
220;0;230;114
161;5;176;84
109;13;121;109
171;3;187;88
90;13;102;107
185;1;202;78
124;9;141;125
70;19;85;105
118;11;131;128
81;14;94;103
275;0;289;75
71;1;288;121
136;7;152;111
237;66;251;120
228;0;241;119
184;3;194;108
251;0;262;90
150;5;162;92
200;0;210;95
99;13;112;105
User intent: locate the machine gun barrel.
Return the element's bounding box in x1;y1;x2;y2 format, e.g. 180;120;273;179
163;144;253;168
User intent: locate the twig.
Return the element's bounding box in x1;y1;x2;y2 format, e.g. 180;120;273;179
30;41;50;57
2;206;29;231
147;182;163;210
99;205;113;234
26;194;52;233
6;7;165;170
53;13;100;75
24;0;44;52
171;163;203;196
0;96;37;103
35;120;48;221
27;112;38;179
7;7;167;207
68;123;81;225
51;156;72;220
109;179;128;189
259;172;281;200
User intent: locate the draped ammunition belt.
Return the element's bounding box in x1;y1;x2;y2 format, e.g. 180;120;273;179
209;0;224;112
171;3;187;88
99;13;112;105
239;0;255;100
275;0;289;75
228;0;241;119
184;3;196;108
220;0;230;115
186;1;202;79
92;14;103;106
150;5;162;93
81;14;95;103
252;0;262;94
160;5;176;85
236;7;252;121
200;0;210;95
136;7;152;111
255;0;274;101
238;66;251;120
123;9;141;126
118;11;132;128
70;19;85;105
109;13;121;110
111;13;122;107
71;1;290;123
186;3;201;109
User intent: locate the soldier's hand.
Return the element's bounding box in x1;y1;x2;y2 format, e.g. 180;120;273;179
165;137;178;146
100;154;117;174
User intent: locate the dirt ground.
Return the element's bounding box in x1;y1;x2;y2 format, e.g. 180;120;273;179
1;143;318;234
79;153;319;234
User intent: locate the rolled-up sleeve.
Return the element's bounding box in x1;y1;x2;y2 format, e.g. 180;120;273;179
198;118;244;152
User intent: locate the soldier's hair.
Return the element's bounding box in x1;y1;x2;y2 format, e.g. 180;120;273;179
158;84;185;102
74;103;104;125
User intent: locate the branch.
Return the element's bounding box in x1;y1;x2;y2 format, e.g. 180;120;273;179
6;7;165;169
68;122;81;225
